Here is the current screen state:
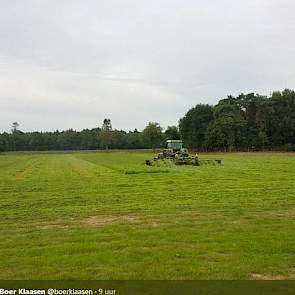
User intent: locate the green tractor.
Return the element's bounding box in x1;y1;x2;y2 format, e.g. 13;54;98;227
145;140;222;166
145;139;197;166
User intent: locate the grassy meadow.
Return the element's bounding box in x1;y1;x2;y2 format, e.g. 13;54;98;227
0;150;295;279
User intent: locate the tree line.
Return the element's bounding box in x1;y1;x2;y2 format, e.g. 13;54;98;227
180;89;295;151
0;119;179;152
1;89;295;152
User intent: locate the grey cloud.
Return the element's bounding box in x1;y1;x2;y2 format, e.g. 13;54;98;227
0;0;295;132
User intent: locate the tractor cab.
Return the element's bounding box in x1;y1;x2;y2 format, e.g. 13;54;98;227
166;140;188;155
166;140;183;152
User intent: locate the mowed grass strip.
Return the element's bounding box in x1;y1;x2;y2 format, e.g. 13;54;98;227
0;151;295;279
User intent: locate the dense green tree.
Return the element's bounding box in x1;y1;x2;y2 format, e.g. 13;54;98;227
179;104;214;150
165;126;181;140
0;137;6;152
235;93;269;149
268;89;295;147
142;122;164;149
80;128;100;150
125;129;144;149
206;97;247;151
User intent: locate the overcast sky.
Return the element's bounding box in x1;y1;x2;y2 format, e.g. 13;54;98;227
0;0;294;132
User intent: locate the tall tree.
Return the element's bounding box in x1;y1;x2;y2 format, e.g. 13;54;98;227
11;122;19;133
268;89;295;147
99;118;113;150
236;93;269;150
179;104;214;150
165;126;181;140
206;97;247;151
11;122;21;151
142;122;164;150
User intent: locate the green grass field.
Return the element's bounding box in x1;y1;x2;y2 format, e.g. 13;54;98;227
0;151;295;279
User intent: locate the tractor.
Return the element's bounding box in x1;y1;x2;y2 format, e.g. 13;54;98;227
145;140;222;166
145;139;198;166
